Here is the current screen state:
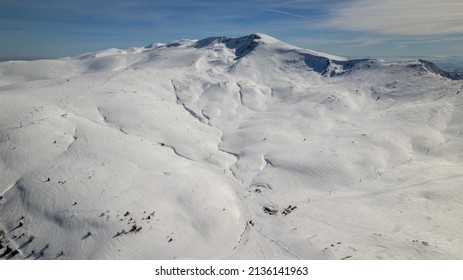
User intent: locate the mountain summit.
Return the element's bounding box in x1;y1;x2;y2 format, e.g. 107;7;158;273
193;34;262;58
1;34;462;260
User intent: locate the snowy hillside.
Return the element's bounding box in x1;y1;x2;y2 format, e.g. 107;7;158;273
1;33;462;260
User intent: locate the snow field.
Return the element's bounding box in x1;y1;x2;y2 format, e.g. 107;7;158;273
1;33;462;259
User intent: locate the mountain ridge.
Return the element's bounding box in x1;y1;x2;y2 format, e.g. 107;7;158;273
0;33;456;85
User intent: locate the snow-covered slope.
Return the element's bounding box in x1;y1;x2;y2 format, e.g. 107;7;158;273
1;33;462;260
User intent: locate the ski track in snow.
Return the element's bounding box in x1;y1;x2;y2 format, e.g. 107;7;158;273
1;33;463;260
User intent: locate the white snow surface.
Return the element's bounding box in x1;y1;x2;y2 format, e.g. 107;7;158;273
1;33;462;260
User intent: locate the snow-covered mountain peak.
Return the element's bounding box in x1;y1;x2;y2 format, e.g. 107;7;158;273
417;59;454;79
192;34;262;59
190;33;346;64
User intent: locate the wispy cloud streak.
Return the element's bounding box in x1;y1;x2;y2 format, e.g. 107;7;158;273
395;37;463;45
259;7;317;21
325;0;463;35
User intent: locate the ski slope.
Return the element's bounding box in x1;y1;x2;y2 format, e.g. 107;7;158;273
1;33;462;259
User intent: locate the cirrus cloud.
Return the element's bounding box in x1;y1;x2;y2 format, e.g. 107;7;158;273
325;0;463;36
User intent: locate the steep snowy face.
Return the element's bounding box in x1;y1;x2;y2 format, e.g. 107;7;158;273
194;34;262;59
417;59;454;79
1;34;462;260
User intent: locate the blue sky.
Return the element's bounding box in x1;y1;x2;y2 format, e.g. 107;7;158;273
1;0;463;60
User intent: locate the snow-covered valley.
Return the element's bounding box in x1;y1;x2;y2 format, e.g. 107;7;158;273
1;33;462;260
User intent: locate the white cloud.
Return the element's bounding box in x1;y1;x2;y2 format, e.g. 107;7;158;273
325;0;463;35
293;36;384;47
395;37;463;44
